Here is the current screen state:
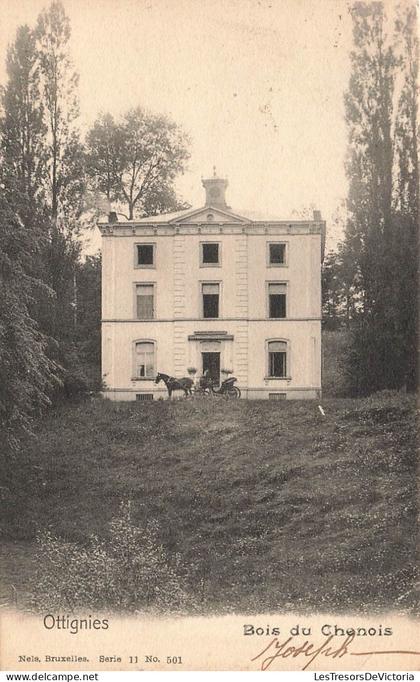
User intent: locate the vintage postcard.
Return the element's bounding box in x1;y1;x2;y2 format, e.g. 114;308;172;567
0;0;418;674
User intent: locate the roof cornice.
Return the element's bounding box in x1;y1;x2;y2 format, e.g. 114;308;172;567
97;221;325;236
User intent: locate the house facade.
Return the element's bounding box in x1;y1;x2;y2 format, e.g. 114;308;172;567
99;173;326;400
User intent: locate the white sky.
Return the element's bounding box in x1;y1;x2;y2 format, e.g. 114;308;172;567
0;0;356;252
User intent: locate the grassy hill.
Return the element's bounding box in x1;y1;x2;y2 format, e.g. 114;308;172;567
0;391;417;614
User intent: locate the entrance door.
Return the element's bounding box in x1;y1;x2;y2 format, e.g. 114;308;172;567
202;352;220;385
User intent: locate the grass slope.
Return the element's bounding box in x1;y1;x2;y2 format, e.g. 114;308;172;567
1;392;417;614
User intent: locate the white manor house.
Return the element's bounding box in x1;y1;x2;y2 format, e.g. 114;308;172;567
99;172;326;400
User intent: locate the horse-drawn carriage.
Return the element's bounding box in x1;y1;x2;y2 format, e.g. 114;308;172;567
155;371;241;399
195;372;241;398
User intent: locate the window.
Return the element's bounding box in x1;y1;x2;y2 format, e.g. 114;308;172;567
136;284;154;319
136;393;153;401
202;283;219;318
136;244;155;267
201;242;220;265
268;341;287;378
135;342;155;378
268;242;286;265
268;283;287;318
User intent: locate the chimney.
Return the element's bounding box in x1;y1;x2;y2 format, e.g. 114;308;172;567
313;209;322;221
108;211;118;223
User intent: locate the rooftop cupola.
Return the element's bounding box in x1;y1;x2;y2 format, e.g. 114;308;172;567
202;167;229;209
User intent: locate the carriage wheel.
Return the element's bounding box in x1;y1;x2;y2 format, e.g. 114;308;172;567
227;386;241;399
193;386;210;398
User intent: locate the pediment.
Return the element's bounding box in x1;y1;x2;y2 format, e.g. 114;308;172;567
168;206;251;225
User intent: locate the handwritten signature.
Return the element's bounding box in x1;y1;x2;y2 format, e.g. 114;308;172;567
251;633;420;671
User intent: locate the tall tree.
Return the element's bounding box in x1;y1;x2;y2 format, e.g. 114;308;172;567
0;22;55;362
0;25;47;209
394;2;418;218
84;113;122;206
34;1;85;342
344;1;397;311
86;107;190;219
0;1;101;454
342;1;408;395
0;194;59;453
36;0;85;228
392;1;418;390
341;1;419;395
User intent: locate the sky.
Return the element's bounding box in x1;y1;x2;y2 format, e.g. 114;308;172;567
0;0;355;251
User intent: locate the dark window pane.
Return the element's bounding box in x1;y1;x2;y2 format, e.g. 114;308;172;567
203;294;219;318
202;243;219;263
137;245;154;265
270;243;286;264
269;294;286;318
269;352;286;377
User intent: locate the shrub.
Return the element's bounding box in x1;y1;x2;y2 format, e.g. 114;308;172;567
53;343;104;402
31;502;194;614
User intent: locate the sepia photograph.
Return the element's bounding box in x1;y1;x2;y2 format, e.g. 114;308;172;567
0;0;418;673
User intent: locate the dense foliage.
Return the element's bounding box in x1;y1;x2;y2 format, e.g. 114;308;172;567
0;196;59;450
322;1;418;395
32;502;193;613
86;109;190;220
0;1;190;452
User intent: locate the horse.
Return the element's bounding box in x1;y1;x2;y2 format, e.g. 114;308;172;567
155;372;193;399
